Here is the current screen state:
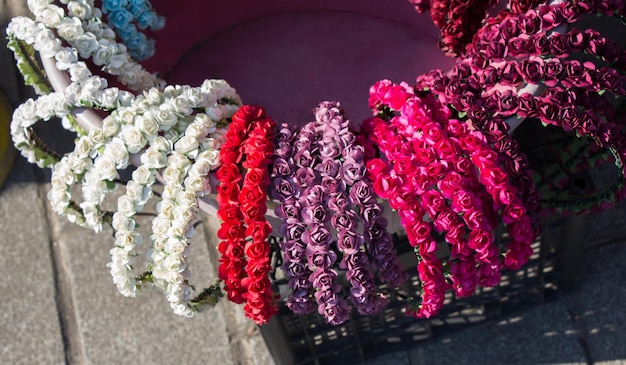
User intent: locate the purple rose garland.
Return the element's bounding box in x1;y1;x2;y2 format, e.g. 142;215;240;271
314;101;405;315
271;123;317;315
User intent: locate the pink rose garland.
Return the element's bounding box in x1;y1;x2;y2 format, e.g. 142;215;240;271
365;80;536;317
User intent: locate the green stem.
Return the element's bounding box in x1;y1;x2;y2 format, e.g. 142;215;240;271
190;279;224;308
29;127;62;164
8;36;53;94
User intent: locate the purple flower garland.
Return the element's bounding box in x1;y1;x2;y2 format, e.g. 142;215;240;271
314;101;404;315
295;120;352;325
271;123;318;315
270;102;409;323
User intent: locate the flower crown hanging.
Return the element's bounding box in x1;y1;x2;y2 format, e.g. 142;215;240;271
414;0;626;214
6;0;626;327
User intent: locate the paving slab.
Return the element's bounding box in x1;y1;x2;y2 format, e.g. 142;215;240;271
362;350;411;365
407;299;587;365
44;189;241;365
0;159;66;365
563;243;626;364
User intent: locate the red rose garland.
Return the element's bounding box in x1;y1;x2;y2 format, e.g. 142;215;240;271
216;108;251;304
240;112;278;324
216;105;278;324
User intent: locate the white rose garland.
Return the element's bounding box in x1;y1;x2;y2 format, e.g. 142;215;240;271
8;5;244;317
7;16;114;168
107;141;165;297
149;127;226;317
27;0;162;91
100;86;239;315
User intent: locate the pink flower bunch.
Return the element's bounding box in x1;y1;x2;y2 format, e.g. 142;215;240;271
417;0;626;214
365;80;536;317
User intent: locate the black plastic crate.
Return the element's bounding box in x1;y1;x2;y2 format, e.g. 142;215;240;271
263;218;562;365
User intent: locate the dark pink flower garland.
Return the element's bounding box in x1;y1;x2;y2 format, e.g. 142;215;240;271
416;70;543;235
470;0;626;56
409;0;549;56
415;0;626;214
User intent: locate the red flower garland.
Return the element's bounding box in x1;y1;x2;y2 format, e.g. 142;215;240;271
240;110;278;325
216;105;278;324
216;108;252;304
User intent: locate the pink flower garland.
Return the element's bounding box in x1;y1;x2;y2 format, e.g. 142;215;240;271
365;80;536;317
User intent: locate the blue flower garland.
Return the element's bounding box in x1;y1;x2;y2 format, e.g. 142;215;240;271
101;0;165;61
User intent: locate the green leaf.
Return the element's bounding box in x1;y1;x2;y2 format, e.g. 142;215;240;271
105;180;117;190
7;36;53;95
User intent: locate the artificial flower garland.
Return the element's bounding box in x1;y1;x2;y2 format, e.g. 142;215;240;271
408;0;548;56
269;102;408;325
417;0;626;214
8;0;626;328
295;120;352;325
365;80;535;317
9;7;242;314
314;102;404;316
216;105;278;324
26;0;162;91
101;0;165;60
270;122;319;316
